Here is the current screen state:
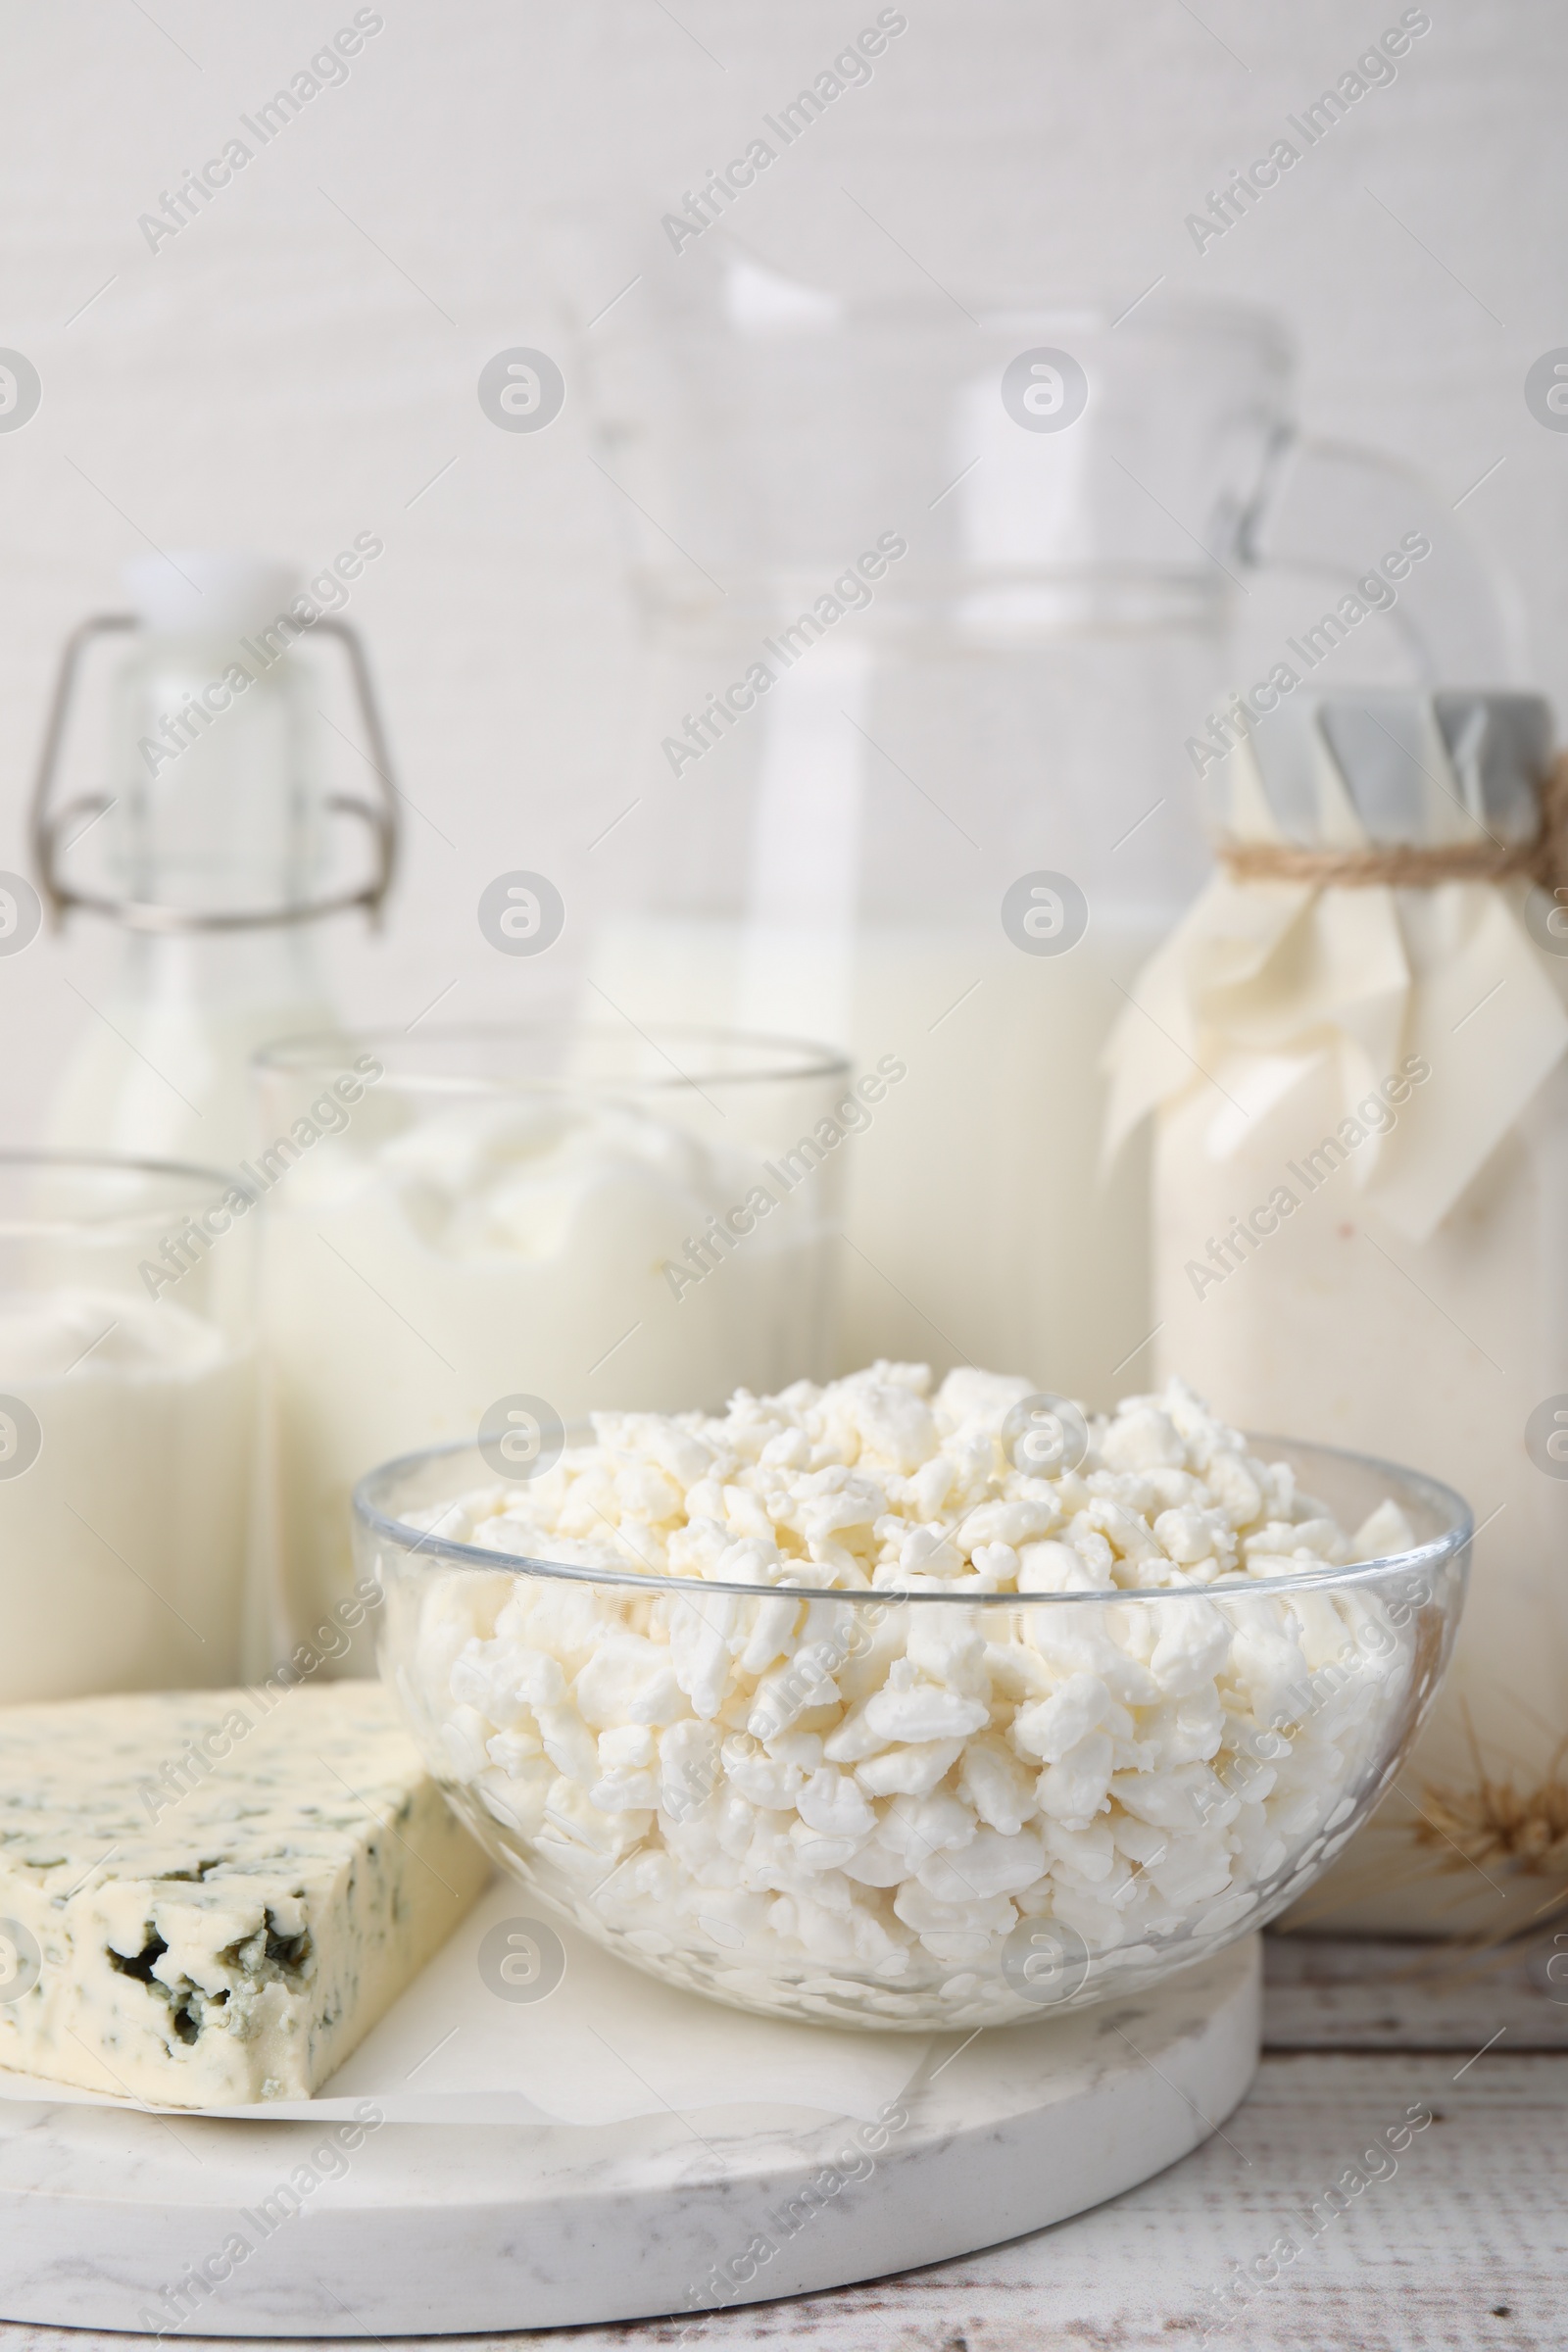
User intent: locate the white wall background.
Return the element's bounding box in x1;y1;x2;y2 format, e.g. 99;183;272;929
0;0;1564;1133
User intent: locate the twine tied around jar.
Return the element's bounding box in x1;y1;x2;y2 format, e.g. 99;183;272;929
1215;746;1568;895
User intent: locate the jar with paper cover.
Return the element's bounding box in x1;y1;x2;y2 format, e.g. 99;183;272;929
1104;689;1568;1935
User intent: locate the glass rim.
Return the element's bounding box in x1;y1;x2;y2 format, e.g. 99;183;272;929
0;1149;239;1241
252;1022;853;1094
353;1430;1472;1609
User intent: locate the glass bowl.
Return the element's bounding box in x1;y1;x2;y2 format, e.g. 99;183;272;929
354;1433;1469;2032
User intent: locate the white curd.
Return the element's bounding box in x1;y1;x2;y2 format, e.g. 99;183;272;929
386;1363;1427;2027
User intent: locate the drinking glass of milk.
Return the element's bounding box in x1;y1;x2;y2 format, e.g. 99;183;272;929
0;1153;254;1701
251;1024;853;1671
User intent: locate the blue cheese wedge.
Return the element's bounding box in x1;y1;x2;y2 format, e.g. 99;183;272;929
0;1683;490;2107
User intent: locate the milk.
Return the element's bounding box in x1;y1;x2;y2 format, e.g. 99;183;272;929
1120;689;1568;1936
46;934;332;1172
0;1289;253;1701
588;913;1164;1407
259;1095;838;1664
1154;1059;1568;1935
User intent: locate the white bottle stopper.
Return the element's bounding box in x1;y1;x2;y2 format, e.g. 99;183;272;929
122;551;299;638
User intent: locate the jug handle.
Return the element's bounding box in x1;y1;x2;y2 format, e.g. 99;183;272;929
1238;430;1525;685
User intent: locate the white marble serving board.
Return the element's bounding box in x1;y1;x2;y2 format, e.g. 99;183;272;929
0;1936;1260;2337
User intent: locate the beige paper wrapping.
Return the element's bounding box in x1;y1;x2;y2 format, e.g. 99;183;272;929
1102;713;1568;1241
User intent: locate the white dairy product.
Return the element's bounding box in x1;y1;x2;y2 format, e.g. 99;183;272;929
0;1683;491;2105
391;1363;1422;2028
43;559;344;1176
48;973;334;1172
1152;1057;1568;1935
0;1289;253;1701
1108;695;1568;1933
587;914;1162;1408
262;1096;837;1659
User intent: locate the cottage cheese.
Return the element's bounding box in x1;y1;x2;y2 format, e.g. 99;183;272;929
392;1365;1421;2027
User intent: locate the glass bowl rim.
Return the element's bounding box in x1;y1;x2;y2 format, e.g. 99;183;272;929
252;1021;853;1095
353;1430;1473;1609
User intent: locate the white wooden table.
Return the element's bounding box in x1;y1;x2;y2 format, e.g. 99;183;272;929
4;1931;1564;2352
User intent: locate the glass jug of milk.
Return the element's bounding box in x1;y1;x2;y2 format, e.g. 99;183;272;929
564;245;1514;1406
32;551;398;1173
